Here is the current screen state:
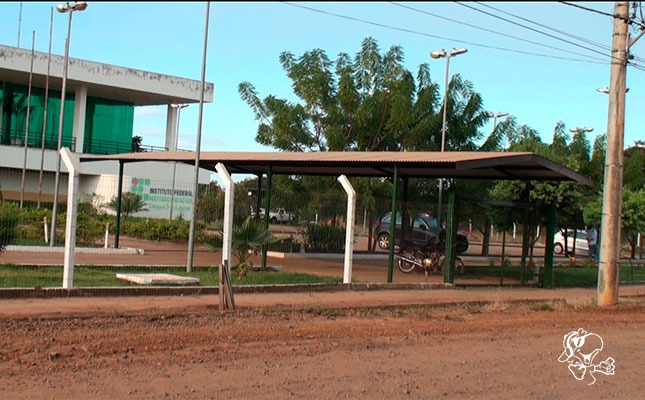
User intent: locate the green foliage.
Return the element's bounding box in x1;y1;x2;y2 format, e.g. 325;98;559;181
267;236;298;253
120;217;193;243
132;135;144;152
301;224;346;253
0;202;21;255
107;192;147;220
624;145;645;190
0;265;341;288
239;36;493;155
228;217;289;267
621;188;645;258
196;182;223;224
75;212;106;247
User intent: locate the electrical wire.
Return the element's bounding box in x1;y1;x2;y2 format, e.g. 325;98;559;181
474;1;611;52
280;2;609;65
474;2;645;68
558;1;624;20
456;1;645;71
454;2;618;61
559;1;645;28
389;2;608;63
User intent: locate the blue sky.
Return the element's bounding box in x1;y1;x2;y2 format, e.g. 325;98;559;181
1;1;642;155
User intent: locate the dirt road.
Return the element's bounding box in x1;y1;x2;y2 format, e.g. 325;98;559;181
2;237;644;399
1;291;643;400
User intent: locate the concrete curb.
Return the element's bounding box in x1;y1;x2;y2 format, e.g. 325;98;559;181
0;281;529;299
5;245;145;255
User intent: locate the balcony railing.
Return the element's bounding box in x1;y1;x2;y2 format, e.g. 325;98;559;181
1;129;170;155
1;129;76;152
90;139;168;155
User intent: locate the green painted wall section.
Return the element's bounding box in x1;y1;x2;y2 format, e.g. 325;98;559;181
84;98;134;154
1;81;134;155
1;82;75;150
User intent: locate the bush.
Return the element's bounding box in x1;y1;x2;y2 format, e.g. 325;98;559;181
120;217;194;243
0;203;21;254
301;224;346;253
267;236;299;253
76;212;106;247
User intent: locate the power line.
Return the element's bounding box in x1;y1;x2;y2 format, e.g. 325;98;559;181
454;1;618;61
473;2;645;67
559;1;645;28
389;2;608;63
558;1;626;21
280;2;609;65
474;1;612;52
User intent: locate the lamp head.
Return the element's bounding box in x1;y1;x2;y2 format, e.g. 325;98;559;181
430;49;447;59
597;87;629;93
450;48;468;56
569;127;594;133
57;2;87;13
497;112;509;117
72;2;88;11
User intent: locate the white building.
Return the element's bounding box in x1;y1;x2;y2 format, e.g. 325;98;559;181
0;44;214;219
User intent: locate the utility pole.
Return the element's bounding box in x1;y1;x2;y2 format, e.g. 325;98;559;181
597;1;630;307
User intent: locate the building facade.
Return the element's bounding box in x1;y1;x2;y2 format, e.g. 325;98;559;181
0;44;214;219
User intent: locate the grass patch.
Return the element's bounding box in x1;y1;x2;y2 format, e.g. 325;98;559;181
529;302;555;311
0;264;342;288
466;264;645;287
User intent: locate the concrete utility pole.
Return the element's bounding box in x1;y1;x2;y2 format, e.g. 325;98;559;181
597;1;629;307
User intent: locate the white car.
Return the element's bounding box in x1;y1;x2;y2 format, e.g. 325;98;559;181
553;229;589;255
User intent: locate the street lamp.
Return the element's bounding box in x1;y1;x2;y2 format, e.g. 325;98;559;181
488;111;509;149
597;87;629;94
169;103;188;220
569;127;594;135
430;47;467;226
50;1;87;247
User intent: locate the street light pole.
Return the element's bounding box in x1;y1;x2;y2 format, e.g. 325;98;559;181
430;47;467;227
488;111;509;149
187;1;211;272
50;1;87;247
169;103;188;220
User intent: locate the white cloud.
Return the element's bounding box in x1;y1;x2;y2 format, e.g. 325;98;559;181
134;106;165;117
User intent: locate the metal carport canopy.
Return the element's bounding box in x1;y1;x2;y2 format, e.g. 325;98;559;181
79;151;592;185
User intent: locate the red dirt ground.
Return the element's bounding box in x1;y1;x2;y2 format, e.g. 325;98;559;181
2;238;644;399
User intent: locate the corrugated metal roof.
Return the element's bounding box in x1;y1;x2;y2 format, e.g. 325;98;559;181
79;151;592;186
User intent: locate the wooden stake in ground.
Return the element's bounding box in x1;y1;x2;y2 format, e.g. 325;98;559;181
219;261;236;311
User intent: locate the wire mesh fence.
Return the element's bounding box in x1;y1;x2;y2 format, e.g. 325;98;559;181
1;169;644;289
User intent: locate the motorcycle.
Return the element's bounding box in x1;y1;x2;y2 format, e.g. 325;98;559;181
396;238;464;275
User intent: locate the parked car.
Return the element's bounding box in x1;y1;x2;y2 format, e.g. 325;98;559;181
553;229;589;255
374;211;469;254
251;207;295;224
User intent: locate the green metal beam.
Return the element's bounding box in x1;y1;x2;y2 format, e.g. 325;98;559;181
543;203;556;288
387;165;398;283
262;166;272;270
114;161;124;249
444;190;457;285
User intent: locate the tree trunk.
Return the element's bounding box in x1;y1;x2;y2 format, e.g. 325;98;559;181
481;219;491;256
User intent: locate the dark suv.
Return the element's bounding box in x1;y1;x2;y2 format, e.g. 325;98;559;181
374;211;469;254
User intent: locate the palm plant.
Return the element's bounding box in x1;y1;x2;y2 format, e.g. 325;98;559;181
230;216;288;278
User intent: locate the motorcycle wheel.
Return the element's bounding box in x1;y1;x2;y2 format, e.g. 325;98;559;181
397;246;418;273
